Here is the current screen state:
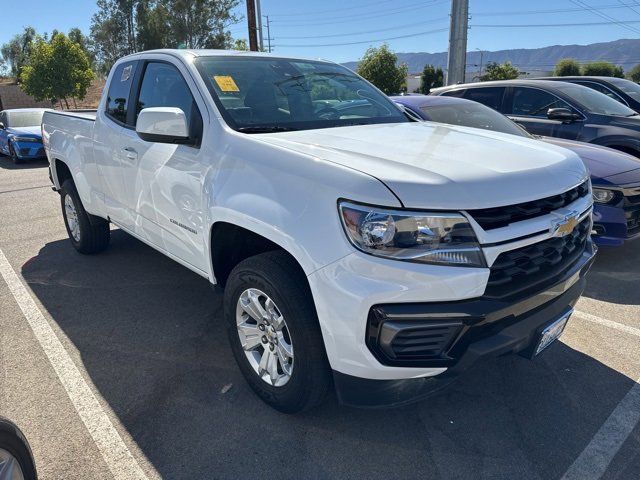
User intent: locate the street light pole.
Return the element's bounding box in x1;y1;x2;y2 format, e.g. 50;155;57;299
476;48;484;78
256;0;264;52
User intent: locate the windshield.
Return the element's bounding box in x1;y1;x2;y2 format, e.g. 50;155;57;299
554;83;637;116
420;101;530;138
195;56;407;132
6;111;45;128
607;77;640;103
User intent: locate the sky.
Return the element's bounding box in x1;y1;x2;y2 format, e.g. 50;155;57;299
1;0;640;64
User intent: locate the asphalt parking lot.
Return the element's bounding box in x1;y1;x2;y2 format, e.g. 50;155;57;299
0;156;639;480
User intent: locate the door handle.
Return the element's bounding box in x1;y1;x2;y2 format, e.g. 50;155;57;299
122;146;138;161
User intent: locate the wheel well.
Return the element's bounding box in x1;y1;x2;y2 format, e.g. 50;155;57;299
210;222;297;287
55;159;72;186
607;145;640;157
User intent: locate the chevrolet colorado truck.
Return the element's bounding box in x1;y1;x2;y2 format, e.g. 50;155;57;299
43;50;596;413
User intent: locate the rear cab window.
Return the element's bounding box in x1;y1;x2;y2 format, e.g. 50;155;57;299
105;61;138;125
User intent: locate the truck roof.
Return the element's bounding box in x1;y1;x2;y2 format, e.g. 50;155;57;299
120;48;335;65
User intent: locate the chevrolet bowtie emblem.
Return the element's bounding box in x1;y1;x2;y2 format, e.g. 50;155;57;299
551;211;580;237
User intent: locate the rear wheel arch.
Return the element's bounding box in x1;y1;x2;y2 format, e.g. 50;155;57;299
54;159;73;187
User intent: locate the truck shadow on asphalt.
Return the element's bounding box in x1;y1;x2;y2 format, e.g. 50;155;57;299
582;241;640;305
20;231;638;479
0;156;48;170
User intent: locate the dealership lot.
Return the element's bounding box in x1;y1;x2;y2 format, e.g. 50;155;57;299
0;157;638;479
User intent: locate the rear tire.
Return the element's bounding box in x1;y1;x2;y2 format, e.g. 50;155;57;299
224;250;332;413
0;418;37;480
60;178;110;254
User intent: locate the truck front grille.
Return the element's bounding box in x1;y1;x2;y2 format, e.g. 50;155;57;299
485;216;591;299
468;180;590;230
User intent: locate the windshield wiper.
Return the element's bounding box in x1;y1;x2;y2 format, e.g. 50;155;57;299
237;126;299;133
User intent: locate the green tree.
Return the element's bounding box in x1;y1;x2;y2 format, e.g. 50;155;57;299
232;39;249;51
417;64;444;94
582;61;624;78
357;44;408;95
479;61;520;81
555;58;581;77
0;26;37;78
136;0;172;50
21;33;94;108
628;64;640;83
164;0;239;49
90;0;239;74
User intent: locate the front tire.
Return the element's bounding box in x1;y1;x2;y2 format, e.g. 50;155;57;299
60;178;110;254
0;418;37;480
224;251;332;413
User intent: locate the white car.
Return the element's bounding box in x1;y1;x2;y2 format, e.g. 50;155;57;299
43;50;595;412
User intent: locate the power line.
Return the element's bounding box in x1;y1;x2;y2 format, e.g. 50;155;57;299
265;0;397;17
275;17;448;40
270;1;448;27
275;27;448;48
472;2;640;17
617;0;640;17
569;0;640;35
471;20;640;27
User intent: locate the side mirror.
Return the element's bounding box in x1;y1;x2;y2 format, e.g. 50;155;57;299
136;107;192;144
0;122;5;130
547;108;580;123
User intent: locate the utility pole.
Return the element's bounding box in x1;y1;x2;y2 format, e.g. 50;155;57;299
446;0;469;85
264;15;272;53
256;0;264;51
246;0;259;52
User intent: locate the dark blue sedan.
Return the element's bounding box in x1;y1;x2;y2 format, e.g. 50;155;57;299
0;108;50;164
393;95;640;247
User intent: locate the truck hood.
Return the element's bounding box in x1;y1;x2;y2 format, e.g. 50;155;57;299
257;122;588;210
541;137;640;180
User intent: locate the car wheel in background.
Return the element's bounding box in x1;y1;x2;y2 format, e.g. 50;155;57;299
60;178;110;254
0;418;37;480
224;250;332;413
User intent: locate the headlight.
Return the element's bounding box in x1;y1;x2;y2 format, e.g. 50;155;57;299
12;136;39;143
338;201;485;267
592;188;616;204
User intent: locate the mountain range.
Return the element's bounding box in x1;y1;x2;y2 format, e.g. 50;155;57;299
342;38;640;75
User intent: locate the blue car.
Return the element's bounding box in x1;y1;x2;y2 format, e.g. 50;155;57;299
0;108;50;164
393;95;640;247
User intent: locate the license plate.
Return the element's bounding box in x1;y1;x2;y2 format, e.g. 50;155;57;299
534;309;572;356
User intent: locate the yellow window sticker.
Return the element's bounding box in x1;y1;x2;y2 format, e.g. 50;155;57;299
213;75;240;92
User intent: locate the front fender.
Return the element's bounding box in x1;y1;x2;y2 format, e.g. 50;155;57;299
203;132;402;280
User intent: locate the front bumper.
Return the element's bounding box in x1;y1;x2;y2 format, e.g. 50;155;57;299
316;240;596;408
13;141;45;159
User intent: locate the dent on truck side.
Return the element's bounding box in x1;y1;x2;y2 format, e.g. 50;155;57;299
203;132;402;283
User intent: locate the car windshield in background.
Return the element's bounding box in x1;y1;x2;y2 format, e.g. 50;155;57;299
195;56;407;132
555;83;638;116
420;102;529;138
607;77;640;103
7;111;45;128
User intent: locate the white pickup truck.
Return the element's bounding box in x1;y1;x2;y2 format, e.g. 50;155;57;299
43;50;596;412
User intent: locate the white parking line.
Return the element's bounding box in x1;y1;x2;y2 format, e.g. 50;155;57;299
561;376;640;480
574;310;640;338
0;248;149;480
